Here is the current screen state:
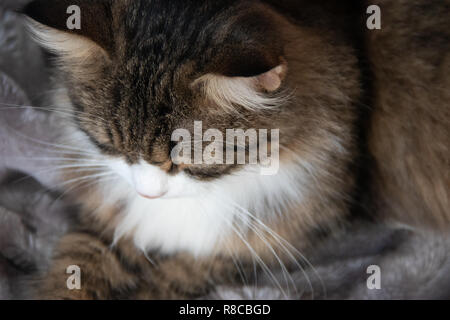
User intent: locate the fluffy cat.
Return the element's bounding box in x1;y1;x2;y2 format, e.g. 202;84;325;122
20;0;449;299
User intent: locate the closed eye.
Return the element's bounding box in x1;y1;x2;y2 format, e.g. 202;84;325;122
81;127;120;155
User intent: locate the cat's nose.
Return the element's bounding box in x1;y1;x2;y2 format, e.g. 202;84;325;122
137;190;167;200
131;162;169;199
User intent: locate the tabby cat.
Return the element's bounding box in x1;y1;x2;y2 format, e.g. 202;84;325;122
21;0;449;299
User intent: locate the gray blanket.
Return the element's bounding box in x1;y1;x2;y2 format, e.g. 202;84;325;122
1;4;450;300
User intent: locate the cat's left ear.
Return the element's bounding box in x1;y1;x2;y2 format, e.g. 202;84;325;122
194;4;290;111
208;6;288;93
22;0;113;55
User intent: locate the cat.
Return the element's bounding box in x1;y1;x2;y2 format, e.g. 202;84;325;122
20;0;449;299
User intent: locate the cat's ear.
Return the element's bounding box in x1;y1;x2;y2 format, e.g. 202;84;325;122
210;7;288;92
215;54;288;94
194;5;289;111
195;60;288;112
22;0;112;56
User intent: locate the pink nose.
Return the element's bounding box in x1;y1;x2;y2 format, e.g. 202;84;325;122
131;163;169;200
137;191;167;200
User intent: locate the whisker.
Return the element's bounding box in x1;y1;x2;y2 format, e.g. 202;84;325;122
3;123;99;155
0;103;109;125
49;174;119;209
203;195;289;299
229;200;325;299
35;158;107;164
218;200;297;297
56;172;116;189
232;209;298;297
11;166;107;185
226;246;250;289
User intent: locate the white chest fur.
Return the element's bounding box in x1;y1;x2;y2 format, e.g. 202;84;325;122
98;163;308;256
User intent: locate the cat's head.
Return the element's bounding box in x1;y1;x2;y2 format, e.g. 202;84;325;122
23;0;359;201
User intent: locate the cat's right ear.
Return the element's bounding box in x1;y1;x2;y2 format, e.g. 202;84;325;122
21;0;113;57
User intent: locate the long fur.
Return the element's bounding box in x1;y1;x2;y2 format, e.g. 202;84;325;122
193;73;291;112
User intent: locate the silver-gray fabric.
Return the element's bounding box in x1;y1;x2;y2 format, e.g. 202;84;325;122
0;5;48;101
0;5;70;299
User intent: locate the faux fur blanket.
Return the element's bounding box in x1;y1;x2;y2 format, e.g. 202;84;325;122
1;4;450;300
